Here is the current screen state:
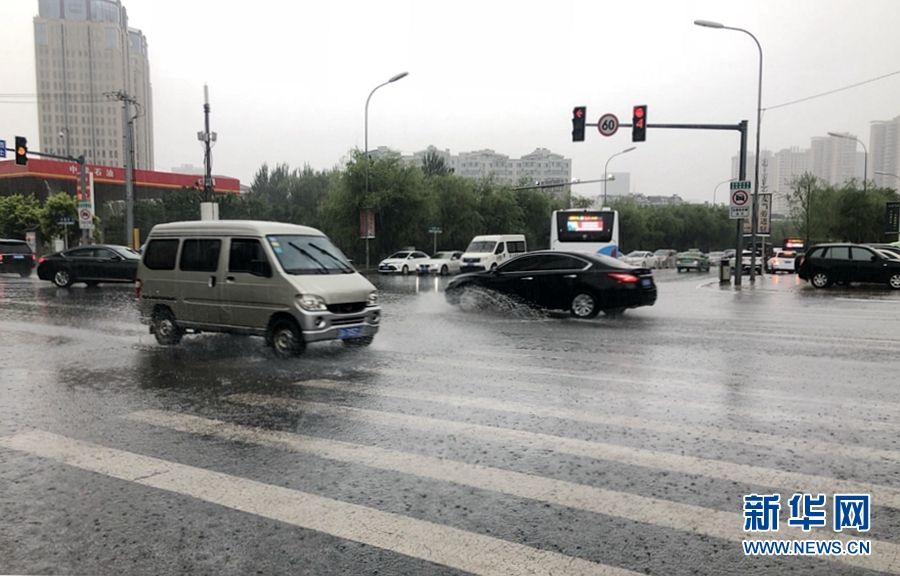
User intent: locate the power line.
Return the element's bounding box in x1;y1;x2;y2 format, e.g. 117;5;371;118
764;69;900;111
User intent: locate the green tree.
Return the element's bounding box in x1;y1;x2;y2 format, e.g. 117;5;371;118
422;149;450;178
0;194;42;239
785;173;826;247
39;193;79;247
827;181;899;243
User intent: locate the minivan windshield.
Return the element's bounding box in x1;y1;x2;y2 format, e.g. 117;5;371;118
267;234;355;275
467;241;496;253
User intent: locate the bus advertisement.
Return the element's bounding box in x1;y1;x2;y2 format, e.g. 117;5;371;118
550;209;620;258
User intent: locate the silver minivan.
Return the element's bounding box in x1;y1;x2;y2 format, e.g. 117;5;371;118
136;220;380;357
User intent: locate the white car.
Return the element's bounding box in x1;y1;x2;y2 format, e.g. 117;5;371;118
767;250;797;274
378;250;430;274
417;251;464;275
622;250;658;269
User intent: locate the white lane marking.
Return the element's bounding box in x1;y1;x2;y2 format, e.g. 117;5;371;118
399;356;900;418
124;409;900;574
371;367;899;432
295;379;900;465
0;429;640;576
225;393;900;511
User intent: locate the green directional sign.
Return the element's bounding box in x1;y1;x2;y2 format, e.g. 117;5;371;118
428;226;442;234
730;180;751;190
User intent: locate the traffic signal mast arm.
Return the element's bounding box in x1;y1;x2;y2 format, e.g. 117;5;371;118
587;122;745;131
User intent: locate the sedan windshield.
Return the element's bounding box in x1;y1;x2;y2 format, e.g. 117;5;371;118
267;235;354;275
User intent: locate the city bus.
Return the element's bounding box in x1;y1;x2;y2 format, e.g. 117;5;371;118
550;209;620;258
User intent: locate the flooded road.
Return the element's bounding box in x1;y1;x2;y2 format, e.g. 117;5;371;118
1;269;899;575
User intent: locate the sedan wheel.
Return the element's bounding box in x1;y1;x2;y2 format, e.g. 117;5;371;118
402;265;409;275
570;291;599;319
889;273;900;290
53;269;74;288
440;265;449;276
810;271;831;289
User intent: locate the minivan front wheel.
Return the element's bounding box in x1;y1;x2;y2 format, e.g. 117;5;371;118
811;271;831;289
889;273;900;290
270;319;305;357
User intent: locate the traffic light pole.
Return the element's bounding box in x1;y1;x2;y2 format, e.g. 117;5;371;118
586;120;749;286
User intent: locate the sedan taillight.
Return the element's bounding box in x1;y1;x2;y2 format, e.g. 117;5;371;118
608;272;639;283
38;256;47;264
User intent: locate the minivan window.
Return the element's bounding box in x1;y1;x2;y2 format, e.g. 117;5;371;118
229;239;269;274
267;234;354;275
467;241;496;253
180;239;221;272
508;241;526;253
494;242;505;255
143;239;179;270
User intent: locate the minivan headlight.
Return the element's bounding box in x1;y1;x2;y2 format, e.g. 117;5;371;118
366;291;378;307
297;294;327;311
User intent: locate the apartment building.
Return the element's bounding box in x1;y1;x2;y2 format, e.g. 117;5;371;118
33;0;154;169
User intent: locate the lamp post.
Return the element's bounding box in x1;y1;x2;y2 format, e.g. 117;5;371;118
713;178;735;207
828;132;868;194
364;71;409;270
695;19;763;281
603;147;635;206
875;171;900;189
57;127;71;158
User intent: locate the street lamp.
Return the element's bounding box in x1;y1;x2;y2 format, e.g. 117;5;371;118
828;132;868;194
603;147;635;206
875;171;900;189
695;19;763;281
364;71;408;270
713;178;735;207
58;127;71;158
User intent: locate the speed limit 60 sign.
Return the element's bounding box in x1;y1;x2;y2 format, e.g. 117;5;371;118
597;114;619;136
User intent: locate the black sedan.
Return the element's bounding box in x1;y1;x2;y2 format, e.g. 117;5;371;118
445;250;657;318
37;244;141;287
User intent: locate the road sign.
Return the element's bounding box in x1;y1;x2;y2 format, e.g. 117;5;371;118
886;202;900;233
0;139;5;158
428;226;443;234
78;202;93;230
744;193;771;236
57;217;74;225
597;114;619;136
729;181;751;219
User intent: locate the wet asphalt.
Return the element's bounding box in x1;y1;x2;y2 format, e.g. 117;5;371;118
0;267;899;575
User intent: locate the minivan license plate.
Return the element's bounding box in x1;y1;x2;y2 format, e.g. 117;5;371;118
338;326;363;339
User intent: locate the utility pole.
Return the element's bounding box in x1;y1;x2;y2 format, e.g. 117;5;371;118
199;85;216;203
106;90;139;247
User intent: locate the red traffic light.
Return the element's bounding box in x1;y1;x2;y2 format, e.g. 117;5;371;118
632;105;647;142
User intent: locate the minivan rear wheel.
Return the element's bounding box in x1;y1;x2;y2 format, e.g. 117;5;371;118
153;308;183;345
270;319;305;357
811;271;831;289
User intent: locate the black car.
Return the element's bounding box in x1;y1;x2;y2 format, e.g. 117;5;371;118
0;239;37;277
797;243;900;289
445;250;657;318
37;244;142;287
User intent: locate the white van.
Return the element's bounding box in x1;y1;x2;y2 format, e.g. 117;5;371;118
459;234;527;273
136;220;380;357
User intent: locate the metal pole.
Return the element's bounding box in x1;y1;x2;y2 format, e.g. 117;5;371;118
79;156;88;246
735;120;748;287
124;98;134;248
204;85;212;203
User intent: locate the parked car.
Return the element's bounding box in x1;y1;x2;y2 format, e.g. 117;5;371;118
797;243;900;289
740;250;764;275
0;239;36;277
417;251;464;275
445;250;657;318
866;244;900;260
707;251;726;266
766;249;798;274
378;250;430;274
675;250;710;272
653;249;677;269
621;250;658;269
37;244;141;287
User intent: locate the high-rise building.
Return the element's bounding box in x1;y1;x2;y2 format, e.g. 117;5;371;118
33;0;154;169
870;116;900;190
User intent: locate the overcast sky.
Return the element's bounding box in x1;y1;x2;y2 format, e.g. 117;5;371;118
2;0;899;203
